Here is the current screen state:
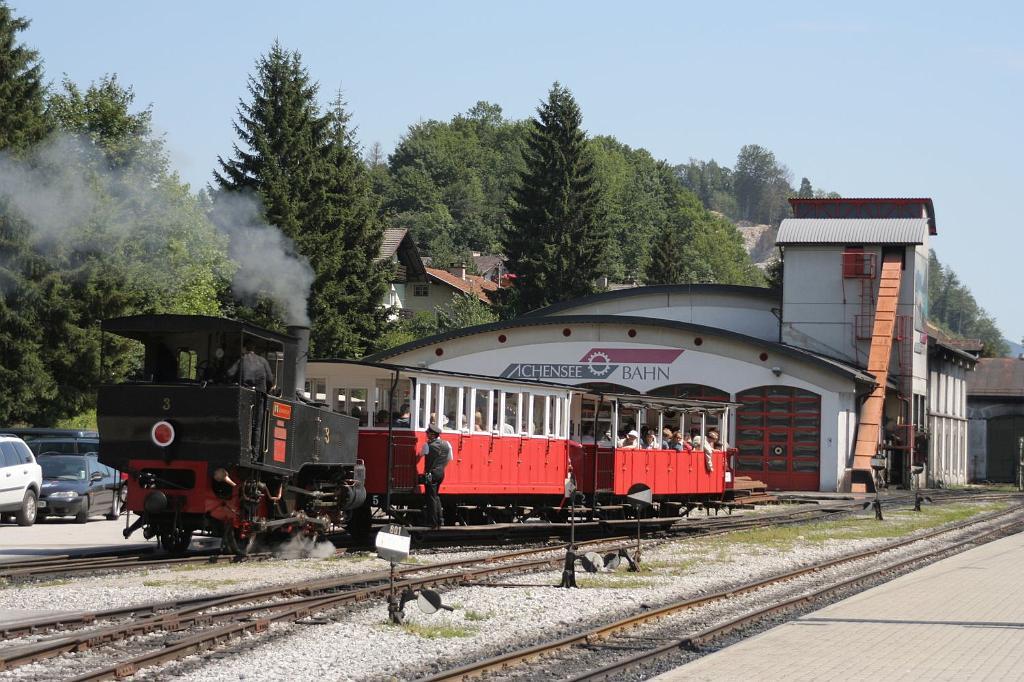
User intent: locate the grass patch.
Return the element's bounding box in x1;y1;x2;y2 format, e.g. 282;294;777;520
578;574;650;589
639;558;699;573
322;552;376;562
694;502;1005;553
142;578;241;589
401;622;475;638
31;578;72;588
463;609;490;622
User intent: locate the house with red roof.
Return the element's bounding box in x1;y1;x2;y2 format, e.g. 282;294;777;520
377;229;498;317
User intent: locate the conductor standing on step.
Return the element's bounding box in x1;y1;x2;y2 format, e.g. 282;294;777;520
419;424;452;528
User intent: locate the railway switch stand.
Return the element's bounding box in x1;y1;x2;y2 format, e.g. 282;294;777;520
559;546;579;588
626;483;653;570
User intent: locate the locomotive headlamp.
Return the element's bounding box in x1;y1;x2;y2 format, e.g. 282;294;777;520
212;468;236;486
151;421;175;447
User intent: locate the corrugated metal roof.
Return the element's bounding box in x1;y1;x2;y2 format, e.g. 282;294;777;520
968;358;1024;398
776;218;928;245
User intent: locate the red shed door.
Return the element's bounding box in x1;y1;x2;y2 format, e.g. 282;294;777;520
735;386;821;491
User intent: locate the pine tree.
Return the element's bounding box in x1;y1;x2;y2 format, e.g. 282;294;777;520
216;44;387;357
215;42;327;240
0;2;48;152
305;94;389;357
0;2;53;424
505;83;609;314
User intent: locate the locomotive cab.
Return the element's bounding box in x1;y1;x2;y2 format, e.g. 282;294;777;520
98;315;365;554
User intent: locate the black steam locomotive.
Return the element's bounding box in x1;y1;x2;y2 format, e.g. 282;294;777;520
97;315;365;554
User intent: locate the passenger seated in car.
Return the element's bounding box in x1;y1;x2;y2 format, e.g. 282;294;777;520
641;431;659;449
666;430;687;451
661;428;673;448
616;430;640;448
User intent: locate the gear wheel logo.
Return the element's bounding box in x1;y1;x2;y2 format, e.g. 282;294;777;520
584;350;613;377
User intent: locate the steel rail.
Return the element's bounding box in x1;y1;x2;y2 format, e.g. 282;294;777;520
0;535;640;671
422;506;1023;681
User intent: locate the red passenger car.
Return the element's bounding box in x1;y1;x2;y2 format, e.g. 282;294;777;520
570;394;736;509
307;361;737;530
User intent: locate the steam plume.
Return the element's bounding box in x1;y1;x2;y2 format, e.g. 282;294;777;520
0;133;313;324
209;191;314;326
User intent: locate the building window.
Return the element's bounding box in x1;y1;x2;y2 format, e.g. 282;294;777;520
413;283;430;297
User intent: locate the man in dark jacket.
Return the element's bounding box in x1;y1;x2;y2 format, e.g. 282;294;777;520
419;423;452;528
228;342;274;393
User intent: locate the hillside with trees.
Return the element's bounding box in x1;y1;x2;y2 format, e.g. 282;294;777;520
928;251;1008;357
0;1;1010;426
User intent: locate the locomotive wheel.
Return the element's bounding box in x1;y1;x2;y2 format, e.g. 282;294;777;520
222;527;241;556
222;527;256;558
160;528;192;554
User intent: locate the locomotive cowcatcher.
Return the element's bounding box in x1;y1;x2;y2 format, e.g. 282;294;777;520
97;315;365;554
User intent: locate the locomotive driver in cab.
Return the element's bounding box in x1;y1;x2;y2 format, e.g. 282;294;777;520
228;340;274;393
419;424;453;529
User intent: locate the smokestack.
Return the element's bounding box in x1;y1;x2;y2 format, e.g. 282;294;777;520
287;325;310;399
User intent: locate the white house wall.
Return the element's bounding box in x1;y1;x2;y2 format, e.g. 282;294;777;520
928;359;970;487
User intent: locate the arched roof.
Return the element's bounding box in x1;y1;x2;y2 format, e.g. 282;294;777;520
362;314;873;385
520;284;777;318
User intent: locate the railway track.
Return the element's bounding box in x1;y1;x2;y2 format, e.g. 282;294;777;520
0;549;276;582
0;535;643;678
2;491;1016;679
420;504;1024;681
2;488;1011;583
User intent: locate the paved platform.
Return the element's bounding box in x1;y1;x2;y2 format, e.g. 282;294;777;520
656;531;1024;681
0;516;155;562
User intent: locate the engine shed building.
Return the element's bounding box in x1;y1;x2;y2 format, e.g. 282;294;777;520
312;198;971;493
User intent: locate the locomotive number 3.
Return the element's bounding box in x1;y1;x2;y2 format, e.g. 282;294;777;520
162;397;171;411
323;427;330;444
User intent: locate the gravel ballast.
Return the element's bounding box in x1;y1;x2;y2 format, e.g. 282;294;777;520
1;502;1016;681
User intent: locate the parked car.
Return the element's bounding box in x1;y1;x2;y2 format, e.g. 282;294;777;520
37;454;120;523
0;434;43;526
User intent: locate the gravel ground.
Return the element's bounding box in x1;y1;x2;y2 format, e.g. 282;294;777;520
0;502;1015;681
0;542;505;615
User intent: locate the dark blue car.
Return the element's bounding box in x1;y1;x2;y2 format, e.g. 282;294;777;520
37;455;120;523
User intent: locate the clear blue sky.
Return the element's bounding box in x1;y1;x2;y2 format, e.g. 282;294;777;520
17;0;1024;344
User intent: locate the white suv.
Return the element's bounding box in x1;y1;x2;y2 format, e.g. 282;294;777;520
0;435;43;526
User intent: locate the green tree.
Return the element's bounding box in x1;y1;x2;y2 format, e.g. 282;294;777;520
644;191;705;284
0;2;48;151
305;93;389;357
927;250;1007;357
215;44;387;357
0;2;57;424
797;177;814;198
385;101;528;259
504;83;609;314
436;291;498;333
732;144;793;225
